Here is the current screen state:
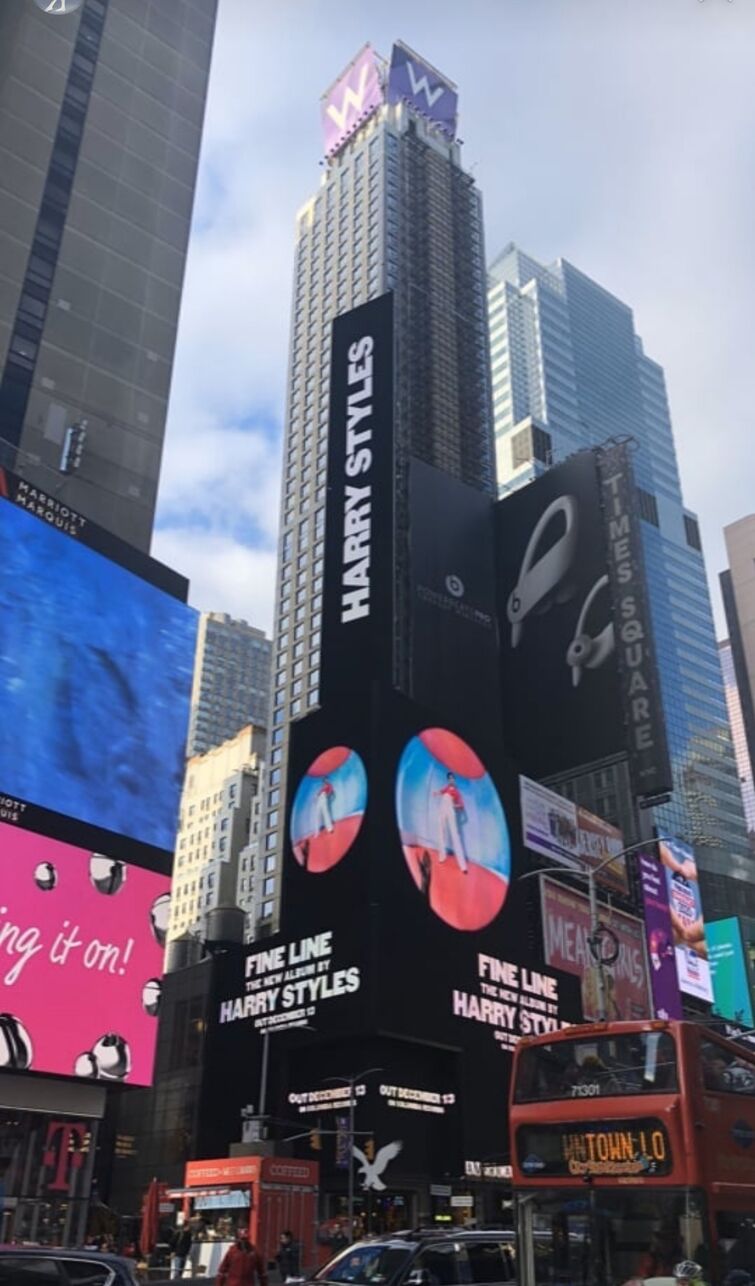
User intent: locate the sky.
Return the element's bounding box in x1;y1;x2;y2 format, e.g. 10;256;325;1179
151;0;755;638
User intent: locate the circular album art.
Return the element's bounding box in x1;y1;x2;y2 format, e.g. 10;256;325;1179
395;728;511;931
290;746;367;874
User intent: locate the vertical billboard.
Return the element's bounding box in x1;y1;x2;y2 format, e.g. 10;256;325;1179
708;918;754;1027
659;838;713;1002
638;853;683;1020
0;474;196;871
387;42;458;138
321;293;395;704
496;452;624;780
0;823;169;1084
541;877;650;1022
519;775;627;894
408;459;499;740
596;443;671;799
321;45;384;158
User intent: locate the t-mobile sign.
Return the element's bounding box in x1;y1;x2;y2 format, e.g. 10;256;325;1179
321;45;384;157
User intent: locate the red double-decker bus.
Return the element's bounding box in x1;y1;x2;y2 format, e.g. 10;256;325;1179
509;1020;755;1284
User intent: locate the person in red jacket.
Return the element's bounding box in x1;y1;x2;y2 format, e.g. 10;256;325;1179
216;1230;268;1286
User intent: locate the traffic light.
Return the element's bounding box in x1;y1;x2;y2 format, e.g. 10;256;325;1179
310;1129;322;1151
364;1138;375;1162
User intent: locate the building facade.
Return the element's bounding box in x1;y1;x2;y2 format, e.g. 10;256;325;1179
169;724;266;943
0;0;217;549
721;515;755;796
259;44;493;933
187;612;272;757
719;640;755;837
488;246;752;917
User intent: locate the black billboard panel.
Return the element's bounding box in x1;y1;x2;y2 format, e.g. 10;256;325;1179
408;458;500;740
321;294;395;703
596;443;671;798
496;452;624;780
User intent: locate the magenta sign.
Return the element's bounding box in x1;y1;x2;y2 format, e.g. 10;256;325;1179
638;854;683;1020
321;45;384;157
0;823;169;1084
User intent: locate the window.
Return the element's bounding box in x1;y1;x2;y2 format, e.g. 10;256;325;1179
701;1039;755;1094
412;1243;463;1286
637;487;659;527
515;1031;678;1102
263;877;275;897
684;514;702;551
261;900;274;918
0;1262;61;1284
465;1242;515;1284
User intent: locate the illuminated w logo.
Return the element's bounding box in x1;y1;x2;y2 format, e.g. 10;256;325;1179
326;64;370;130
406;61;445;108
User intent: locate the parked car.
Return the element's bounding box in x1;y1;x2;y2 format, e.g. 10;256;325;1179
308;1229;517;1286
0;1246;143;1285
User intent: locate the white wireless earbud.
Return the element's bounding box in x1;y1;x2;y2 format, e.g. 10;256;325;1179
507;495;578;647
566;574;615;687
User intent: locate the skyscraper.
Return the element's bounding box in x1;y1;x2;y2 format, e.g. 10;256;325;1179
721;514;755;795
488;245;752;917
259;43;493;932
0;0;217;549
187;612;272;757
719;640;755;836
169;722;265;943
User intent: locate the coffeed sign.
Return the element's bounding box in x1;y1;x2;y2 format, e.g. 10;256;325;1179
598;443;671;799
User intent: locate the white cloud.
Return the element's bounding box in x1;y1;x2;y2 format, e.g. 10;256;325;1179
156;0;755;638
151;527;277;634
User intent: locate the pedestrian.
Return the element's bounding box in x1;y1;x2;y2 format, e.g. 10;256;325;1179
170;1224;193;1280
216;1229;268;1286
276;1230;301;1282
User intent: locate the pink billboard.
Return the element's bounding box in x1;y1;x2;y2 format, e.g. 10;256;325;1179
321;45;384;157
541;877;650;1022
0;823;169;1084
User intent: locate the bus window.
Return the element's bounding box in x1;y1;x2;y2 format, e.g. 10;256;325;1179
717;1213;755;1274
700;1040;755;1094
514;1032;678;1102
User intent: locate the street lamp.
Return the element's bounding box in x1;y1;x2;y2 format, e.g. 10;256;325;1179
323;1067;383;1244
259;1022;316;1124
518;835;676;1022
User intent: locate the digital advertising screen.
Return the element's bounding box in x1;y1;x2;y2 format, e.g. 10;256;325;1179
0;822;169;1084
496;452;624;781
321;45;384;158
708;917;754;1027
0;492;197;866
638;853;683;1020
659;838;713;1002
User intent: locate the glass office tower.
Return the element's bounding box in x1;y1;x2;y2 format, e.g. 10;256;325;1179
258;44;493;932
0;0;217;549
489;245;752;917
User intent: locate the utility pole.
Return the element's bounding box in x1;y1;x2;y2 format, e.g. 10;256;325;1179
323;1066;382;1243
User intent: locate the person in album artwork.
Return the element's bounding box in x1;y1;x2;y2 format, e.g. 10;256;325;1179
434;772;469;874
314;777;336;835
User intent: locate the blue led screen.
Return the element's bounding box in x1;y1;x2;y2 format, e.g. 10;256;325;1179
0;499;197;853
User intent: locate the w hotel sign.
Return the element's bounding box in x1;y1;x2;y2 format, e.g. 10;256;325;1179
321;45;384;157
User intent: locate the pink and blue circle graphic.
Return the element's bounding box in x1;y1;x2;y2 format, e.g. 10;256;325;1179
395;728;511;931
291;746;368;874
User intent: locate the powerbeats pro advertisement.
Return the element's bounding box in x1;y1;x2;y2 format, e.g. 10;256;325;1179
0;823;169;1084
0;490;197;867
496;452;623;780
659;837;713;1002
